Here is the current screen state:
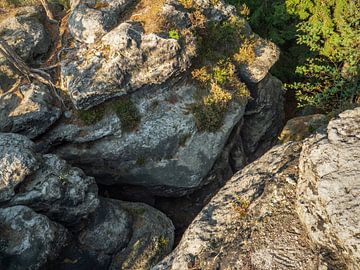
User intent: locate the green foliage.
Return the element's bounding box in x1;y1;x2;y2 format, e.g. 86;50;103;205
112;97;141;132
78;106;105;125
287;0;360;110
168;29;180;40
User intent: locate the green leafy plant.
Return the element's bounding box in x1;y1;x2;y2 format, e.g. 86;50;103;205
112;97;141;132
168;29;180;40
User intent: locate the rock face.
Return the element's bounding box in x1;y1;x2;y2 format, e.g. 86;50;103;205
0;133;175;269
41;81;248;193
153;142;319;269
0;83;62;139
0;133;40;202
0;6;50;91
68;0;137;44
279;114;327;143
153;107;360;270
0;205;68;270
297;108;360;269
63;21;190;109
7;154;99;226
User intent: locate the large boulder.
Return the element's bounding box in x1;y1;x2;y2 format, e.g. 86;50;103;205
0;133;40;202
39;80;248;194
0;83;62;139
0;6;50;91
0;132;99;225
153;142;319;269
68;0;137;44
7;154;99;226
52;198;174;270
297;107;360;268
63;21;191;109
0;205;68;270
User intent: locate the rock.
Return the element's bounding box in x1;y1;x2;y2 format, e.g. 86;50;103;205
0;83;62;139
68;0;137;44
53;198;174;270
279;114;327;143
297;107;360;268
110;200;174;270
8;154;99;226
153;142;319;269
40;80;247;194
239;40;280;83
0;6;50;62
62;21;190;109
0;205;68;270
74;198;132;268
0;133;40;202
0;6;50;91
239;74;284;161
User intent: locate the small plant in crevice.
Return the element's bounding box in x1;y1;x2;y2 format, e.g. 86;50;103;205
77;106;105;126
112;97;141;132
168;29;180;40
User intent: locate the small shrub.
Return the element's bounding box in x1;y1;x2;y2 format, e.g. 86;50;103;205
78;106;105;125
168;29;180;40
233;39;256;64
112;97;141;132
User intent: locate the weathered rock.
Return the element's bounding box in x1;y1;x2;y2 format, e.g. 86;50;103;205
0;133;40;202
40;80;247;194
110;200;174;270
0;205;68;270
297;107;360;269
53;198;174;270
63;21;190;109
74;198;132;268
279;114;327;143
0;83;62;139
0;6;50;62
8;154;99;226
239;74;284;161
0;6;50;91
153;142;319;269
68;0;137;44
239;40;280;83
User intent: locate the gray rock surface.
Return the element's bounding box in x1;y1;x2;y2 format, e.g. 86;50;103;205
8;154;99;226
239;40;280;84
68;0;136;44
40;80;247;193
63;21;191;109
0;83;62;139
153;142;320;270
0;205;68;270
110;200;174;270
239;74;284;161
0;133;40;202
297;107;360;269
0;6;50;91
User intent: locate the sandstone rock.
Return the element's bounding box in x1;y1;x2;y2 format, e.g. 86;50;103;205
40;80;247;194
239;40;280;83
110;200;174;270
0;205;68;270
0;83;62;139
68;0;136;44
74;198;132;268
0;133;40;202
8;154;99;226
0;6;50;91
279;114;327;143
153;142;319;270
63;21;190;109
297;107;360;269
54;198;174;270
240;74;284;161
0;6;50;62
